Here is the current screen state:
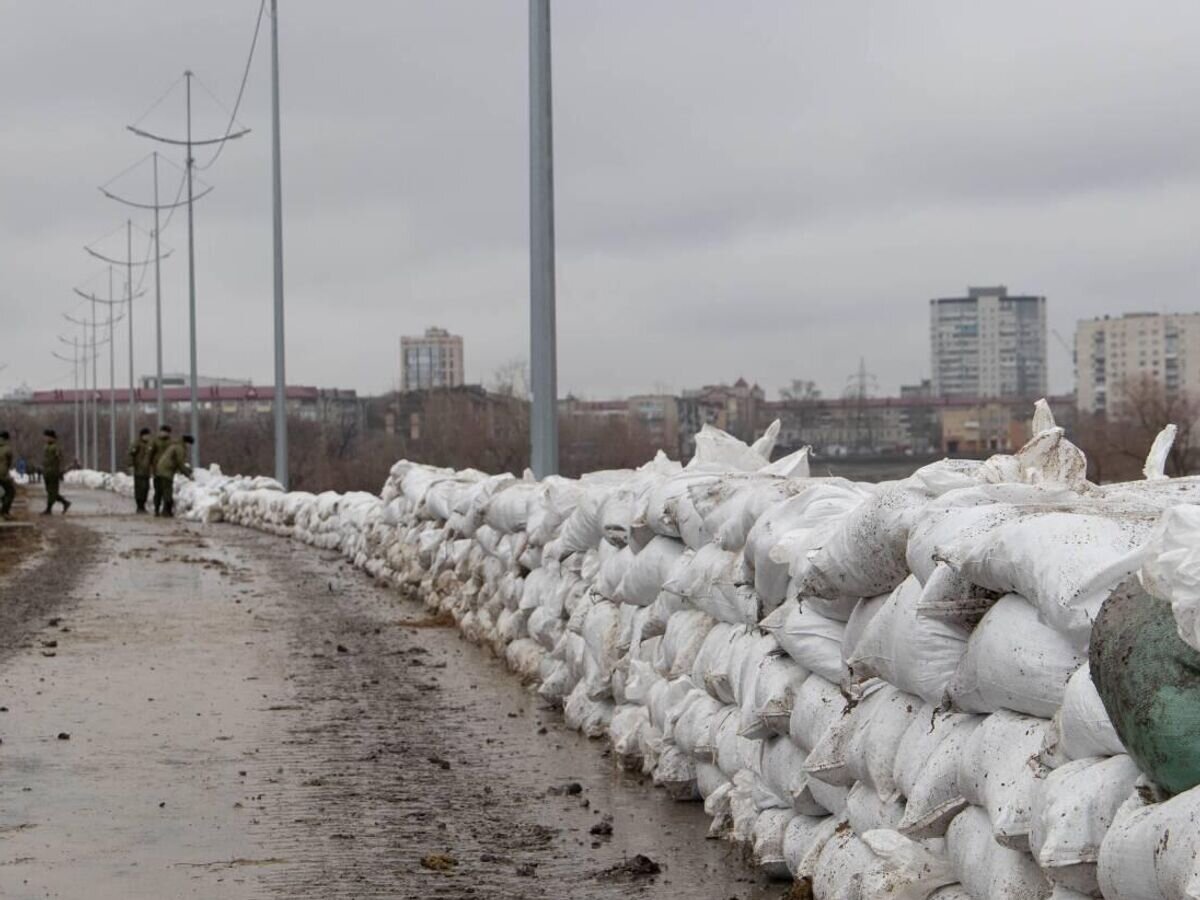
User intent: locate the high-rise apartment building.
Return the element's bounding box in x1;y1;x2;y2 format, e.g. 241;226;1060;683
930;286;1047;398
400;327;464;392
1075;312;1200;415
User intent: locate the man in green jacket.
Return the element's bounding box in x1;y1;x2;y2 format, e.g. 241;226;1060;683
150;424;173;516
128;427;154;514
155;434;194;519
42;429;70;516
0;430;15;520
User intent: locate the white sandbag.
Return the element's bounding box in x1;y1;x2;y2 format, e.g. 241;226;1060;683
746;480;867;606
483;480;537;534
1048;662;1126;762
848;575;969;705
671;688;723;762
957;709;1053;851
663;543;761;625
1139;504;1200;653
796;479;933;601
948;594;1086;719
747;651;810;738
656;609;717;680
762;598;847;683
783;813;840;881
789;674;851;754
894;706;984;839
751;808;796;880
914;563;999;629
946;507;1158;648
1029;754;1140;895
813;826;877;900
758;736;827;817
689;423;772;473
614;535;686;607
859;829;958;900
609;703;650;763
1098;784;1200;900
842;593;889;667
843;685;922;801
690;621;741;700
947;805;1052;900
846;781;906;834
652;744;699;800
563;681;613;738
906;482;1078;585
806;683;917;799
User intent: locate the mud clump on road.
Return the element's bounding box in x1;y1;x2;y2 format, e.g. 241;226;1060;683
420;853;458;872
595;854;661;882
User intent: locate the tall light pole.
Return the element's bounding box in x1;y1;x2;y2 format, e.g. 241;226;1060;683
68;292;122;471
84;225;156;454
100;153;189;429
128;71;249;470
529;0;559;478
270;0;288;489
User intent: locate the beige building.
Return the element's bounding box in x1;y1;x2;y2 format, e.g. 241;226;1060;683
400;327;464;392
1075;313;1200;416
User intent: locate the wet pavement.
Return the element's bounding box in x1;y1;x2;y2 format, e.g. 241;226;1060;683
0;489;781;899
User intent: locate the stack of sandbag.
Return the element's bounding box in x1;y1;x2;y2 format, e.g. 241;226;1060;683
67;405;1200;899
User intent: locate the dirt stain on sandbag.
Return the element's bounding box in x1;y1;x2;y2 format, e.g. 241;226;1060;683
420;853;458;872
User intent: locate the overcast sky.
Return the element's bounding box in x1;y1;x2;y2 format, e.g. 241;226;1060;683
4;2;1200;401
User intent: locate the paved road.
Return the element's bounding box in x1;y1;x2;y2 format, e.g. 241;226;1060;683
0;489;780;899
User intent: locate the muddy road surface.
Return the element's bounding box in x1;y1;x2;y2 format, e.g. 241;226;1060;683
0;489;781;899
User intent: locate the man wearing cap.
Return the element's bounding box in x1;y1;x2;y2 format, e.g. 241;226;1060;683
128;427;155;514
0;430;16;520
155;433;194;519
42;429;70;516
150;424;172;516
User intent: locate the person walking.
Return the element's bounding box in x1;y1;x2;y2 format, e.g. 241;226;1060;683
151;424;173;516
42;429;70;516
0;431;16;521
128;427;155;514
155;434;194;519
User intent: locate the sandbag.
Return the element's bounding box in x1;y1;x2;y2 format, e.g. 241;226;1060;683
762;597;847;683
946;506;1157;649
1097;784;1200;900
894;706;983;839
848;575;969;705
947;805;1052;900
1090;578;1200;797
783;813;840;881
957;709;1052;851
1140;504;1200;653
1029;754;1140;896
948;594;1086;719
1047;662;1126;762
614;535;686;607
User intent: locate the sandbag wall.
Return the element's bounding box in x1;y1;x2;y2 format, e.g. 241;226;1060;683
66;416;1200;900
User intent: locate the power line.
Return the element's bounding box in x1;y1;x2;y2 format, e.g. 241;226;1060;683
197;0;266;172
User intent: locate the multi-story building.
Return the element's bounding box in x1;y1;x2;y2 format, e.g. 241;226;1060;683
1075;312;1200;416
930;286;1047;399
400;327;464;392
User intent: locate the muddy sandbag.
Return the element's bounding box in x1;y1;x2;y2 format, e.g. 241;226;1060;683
1097;783;1200;900
946;805;1052;900
1090;577;1200;797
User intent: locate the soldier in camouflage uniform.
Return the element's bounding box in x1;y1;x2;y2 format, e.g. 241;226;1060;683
0;430;15;520
151;424;173;516
155;434;194;519
128;427;154;514
42;429;71;516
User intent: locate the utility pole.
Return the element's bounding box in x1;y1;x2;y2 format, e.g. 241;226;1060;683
68;294;121;470
270;0;288;489
84;226;155;457
128;71;249;470
529;0;559;477
61;317;89;468
153;153;164;426
52;339;80;461
100;154;188;429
